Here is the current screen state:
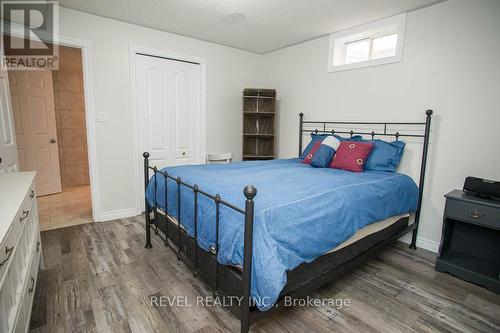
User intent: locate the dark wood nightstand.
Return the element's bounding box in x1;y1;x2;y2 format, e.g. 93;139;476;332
435;190;500;294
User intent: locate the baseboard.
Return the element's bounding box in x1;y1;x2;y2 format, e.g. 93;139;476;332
415;236;440;253
399;234;440;253
97;208;140;222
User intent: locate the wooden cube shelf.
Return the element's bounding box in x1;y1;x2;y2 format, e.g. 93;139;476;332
242;89;276;161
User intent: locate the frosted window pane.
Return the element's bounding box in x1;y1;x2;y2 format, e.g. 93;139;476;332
372;34;398;60
344;39;370;64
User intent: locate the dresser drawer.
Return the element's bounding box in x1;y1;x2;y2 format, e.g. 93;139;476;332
22;181;35;207
24;249;40;314
20;185;35;226
445;199;500;230
0;213;25;286
12;246;40;333
0;274;16;332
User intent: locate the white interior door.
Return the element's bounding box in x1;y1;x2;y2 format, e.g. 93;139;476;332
136;53;202;166
0;66;19;174
9;70;61;196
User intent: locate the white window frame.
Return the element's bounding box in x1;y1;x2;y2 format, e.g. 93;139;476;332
328;13;407;73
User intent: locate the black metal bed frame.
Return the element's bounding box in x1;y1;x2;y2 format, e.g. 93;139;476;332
142;110;433;333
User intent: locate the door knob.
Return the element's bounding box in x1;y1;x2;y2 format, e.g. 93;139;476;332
50;138;56;143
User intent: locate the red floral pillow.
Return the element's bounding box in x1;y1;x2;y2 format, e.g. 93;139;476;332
302;141;321;164
330;141;374;172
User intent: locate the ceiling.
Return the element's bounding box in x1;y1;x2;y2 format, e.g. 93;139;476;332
59;0;445;54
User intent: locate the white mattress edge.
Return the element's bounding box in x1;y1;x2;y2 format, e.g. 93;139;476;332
325;213;410;254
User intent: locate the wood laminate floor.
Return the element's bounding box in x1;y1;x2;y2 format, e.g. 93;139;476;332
30;216;500;333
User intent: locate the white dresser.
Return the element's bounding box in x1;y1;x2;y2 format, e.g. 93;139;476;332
0;172;43;333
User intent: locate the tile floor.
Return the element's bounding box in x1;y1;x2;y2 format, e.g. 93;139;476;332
38;185;93;231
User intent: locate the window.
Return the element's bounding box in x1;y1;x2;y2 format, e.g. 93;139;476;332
328;14;406;72
344;39;370;64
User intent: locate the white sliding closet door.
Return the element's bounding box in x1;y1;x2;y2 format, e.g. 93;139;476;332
135;53;202;195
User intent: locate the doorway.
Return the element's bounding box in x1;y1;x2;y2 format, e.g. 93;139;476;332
7;43;93;230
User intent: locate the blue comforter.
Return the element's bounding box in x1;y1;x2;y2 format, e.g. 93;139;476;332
146;159;418;310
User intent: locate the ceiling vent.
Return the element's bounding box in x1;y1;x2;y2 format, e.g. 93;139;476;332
222;13;245;23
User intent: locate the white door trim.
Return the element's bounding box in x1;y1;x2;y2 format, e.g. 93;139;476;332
129;44;207;213
5;23;101;222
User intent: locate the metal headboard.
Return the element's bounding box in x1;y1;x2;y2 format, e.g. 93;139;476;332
298;110;433;249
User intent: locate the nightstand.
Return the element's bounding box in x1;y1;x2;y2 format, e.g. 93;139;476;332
435;190;500;294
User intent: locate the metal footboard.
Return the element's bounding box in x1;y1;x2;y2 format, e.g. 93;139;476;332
143;152;256;333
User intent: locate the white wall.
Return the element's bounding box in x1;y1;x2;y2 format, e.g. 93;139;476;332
56;8;261;220
260;0;500;251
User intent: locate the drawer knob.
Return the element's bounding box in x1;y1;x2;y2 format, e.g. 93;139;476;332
0;246;14;267
19;210;29;223
469;210;484;219
28;277;35;294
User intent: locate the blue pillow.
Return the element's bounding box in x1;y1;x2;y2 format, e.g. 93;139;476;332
310;145;334;168
334;134;363;142
362;139;406;172
300;134;328;159
310;136;341;168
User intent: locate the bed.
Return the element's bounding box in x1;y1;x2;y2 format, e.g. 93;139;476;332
142;110;433;332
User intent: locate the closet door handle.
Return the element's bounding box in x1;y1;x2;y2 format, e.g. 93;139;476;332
19;210;29;222
28;277;35;293
0;246;14;267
